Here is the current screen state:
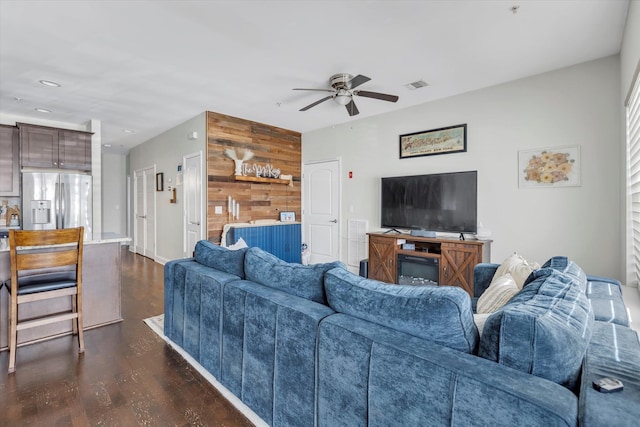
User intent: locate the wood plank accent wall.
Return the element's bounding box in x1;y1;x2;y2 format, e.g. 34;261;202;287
206;111;301;244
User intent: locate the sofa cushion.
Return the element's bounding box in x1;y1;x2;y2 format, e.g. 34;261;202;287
194;240;247;279
538;256;629;326
538;256;587;290
586;278;629;326
476;273;518;314
479;268;594;390
324;268;478;353
244;247;345;304
579;321;640;426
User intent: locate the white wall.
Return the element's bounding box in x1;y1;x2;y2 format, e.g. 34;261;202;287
128;113;206;262
303;56;623;281
102;153;127;235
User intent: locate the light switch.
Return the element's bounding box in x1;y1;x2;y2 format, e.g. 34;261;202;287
214;206;223;214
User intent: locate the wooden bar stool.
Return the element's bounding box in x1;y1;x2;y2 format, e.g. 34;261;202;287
7;227;85;373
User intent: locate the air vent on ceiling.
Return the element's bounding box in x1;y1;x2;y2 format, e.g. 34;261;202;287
405;80;429;90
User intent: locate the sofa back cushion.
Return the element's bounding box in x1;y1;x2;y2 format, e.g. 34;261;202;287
194;240;247;279
538;256;587;290
244;247;345;304
324;268;478;353
479;268;594;390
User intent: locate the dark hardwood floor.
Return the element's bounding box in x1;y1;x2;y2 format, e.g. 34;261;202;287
0;248;254;427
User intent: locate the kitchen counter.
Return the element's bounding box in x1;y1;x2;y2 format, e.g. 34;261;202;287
0;232;130;251
0;235;129;350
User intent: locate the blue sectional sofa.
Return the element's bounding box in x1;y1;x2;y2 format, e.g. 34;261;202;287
164;242;640;426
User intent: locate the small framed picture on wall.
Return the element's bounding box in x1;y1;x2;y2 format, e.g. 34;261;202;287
279;211;296;222
156;173;164;191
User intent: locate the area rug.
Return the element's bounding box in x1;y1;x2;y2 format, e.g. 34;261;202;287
143;314;267;427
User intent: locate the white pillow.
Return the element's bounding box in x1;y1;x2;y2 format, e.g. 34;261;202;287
492;253;539;289
473;313;492;338
477;273;519;314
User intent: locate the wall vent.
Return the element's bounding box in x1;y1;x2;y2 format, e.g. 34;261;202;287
348;219;368;267
406;80;429;90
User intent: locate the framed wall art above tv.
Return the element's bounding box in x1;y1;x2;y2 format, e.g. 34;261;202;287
399;123;467;159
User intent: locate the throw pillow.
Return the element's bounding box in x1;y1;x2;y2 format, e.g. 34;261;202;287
194;240;247;279
472;313;491;338
492;253;539;289
477;273;518;313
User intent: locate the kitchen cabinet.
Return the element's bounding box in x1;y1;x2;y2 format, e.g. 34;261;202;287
18;123;92;171
59;129;92;170
0;125;19;196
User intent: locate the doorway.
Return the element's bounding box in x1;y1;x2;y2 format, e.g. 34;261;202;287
183;151;204;258
303;159;341;263
133;166;156;259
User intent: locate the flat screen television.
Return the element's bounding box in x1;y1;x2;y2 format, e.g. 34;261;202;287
381;171;477;233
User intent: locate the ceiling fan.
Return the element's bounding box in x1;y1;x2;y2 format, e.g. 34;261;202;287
293;73;399;116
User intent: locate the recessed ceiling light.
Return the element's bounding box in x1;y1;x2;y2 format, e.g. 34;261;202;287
103;143;112;148
34;108;51;113
39;79;61;87
122;129;135;134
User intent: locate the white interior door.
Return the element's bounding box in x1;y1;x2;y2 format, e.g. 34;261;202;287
133;166;156;258
134;170;145;254
183;152;203;258
303;160;341;264
143;167;156;258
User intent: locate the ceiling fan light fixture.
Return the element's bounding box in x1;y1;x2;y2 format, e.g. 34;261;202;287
334;91;351;106
296;73;398;115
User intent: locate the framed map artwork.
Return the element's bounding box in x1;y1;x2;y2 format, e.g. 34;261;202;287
399;124;467;159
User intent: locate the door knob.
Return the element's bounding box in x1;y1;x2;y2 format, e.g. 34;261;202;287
329;219;338;223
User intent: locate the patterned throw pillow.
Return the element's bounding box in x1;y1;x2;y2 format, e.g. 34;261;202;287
477;273;519;313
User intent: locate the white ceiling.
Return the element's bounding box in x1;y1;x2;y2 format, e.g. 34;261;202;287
0;0;629;155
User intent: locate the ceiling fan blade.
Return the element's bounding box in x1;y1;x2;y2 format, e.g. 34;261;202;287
354;90;399;103
346;99;359;116
348;74;371;89
293;88;335;92
300;95;333;111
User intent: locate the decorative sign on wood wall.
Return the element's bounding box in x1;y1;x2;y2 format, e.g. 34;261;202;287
206;112;302;244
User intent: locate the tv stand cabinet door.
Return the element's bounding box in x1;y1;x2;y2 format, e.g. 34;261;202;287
368;235;397;283
440;243;480;296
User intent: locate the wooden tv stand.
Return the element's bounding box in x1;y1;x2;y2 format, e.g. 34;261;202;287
367;233;492;297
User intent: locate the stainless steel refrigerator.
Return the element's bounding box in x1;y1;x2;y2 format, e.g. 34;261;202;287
22;172;93;241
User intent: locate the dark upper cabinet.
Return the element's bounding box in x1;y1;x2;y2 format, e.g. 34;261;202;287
0;125;20;196
19;124;59;168
18;123;92;171
59;130;92;171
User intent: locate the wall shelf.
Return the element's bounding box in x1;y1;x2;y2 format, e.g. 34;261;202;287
234;175;291;185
